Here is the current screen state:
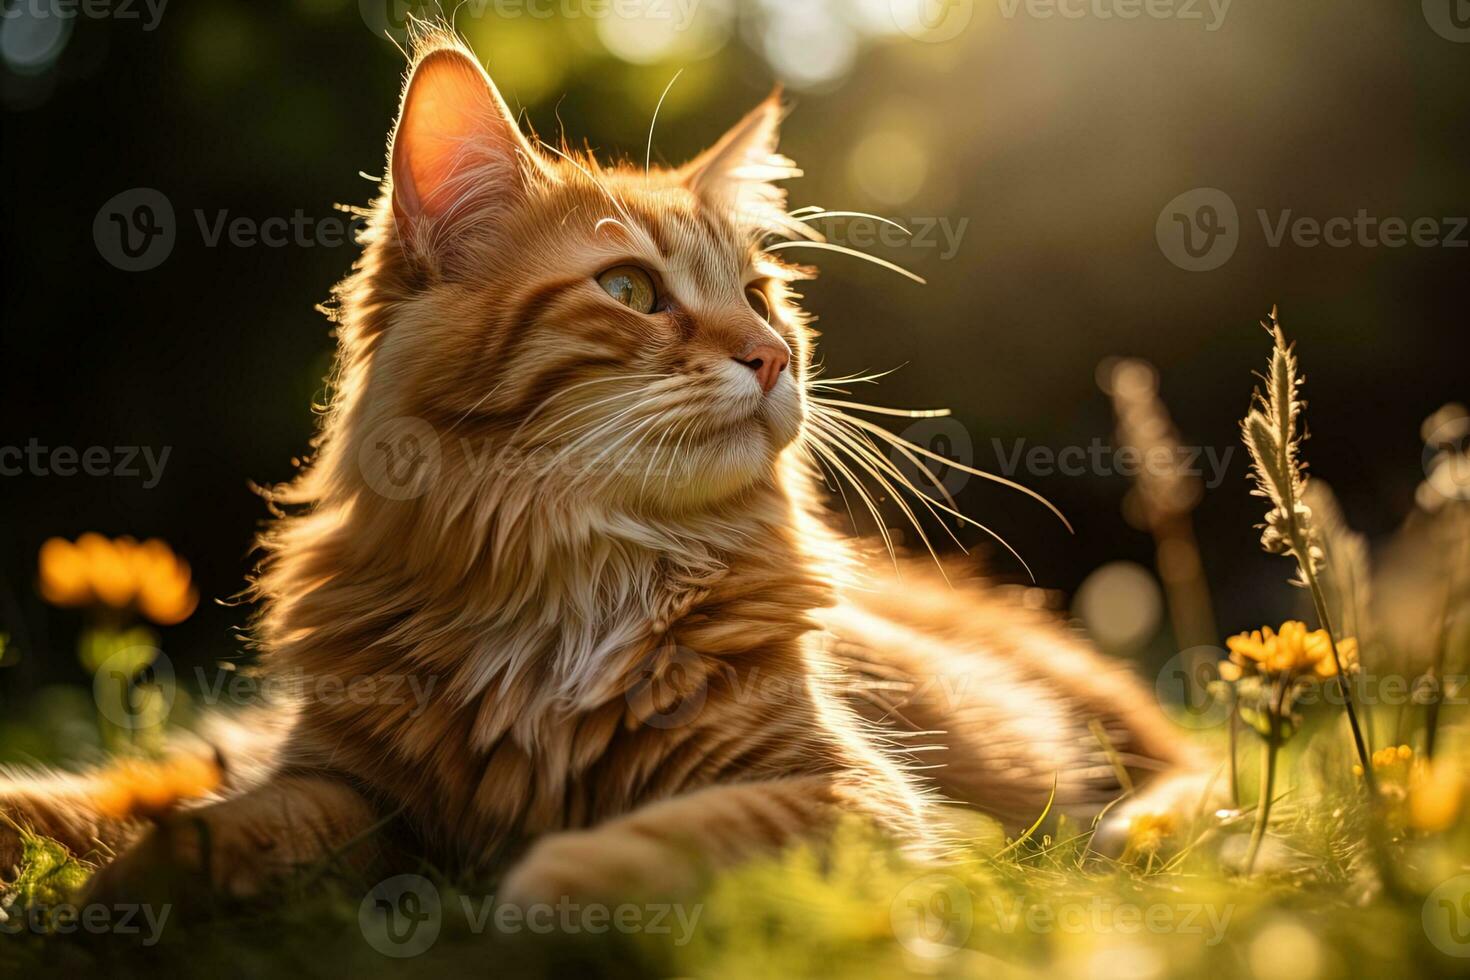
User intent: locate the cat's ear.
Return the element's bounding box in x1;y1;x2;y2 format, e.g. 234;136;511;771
681;91;801;217
389;44;541;251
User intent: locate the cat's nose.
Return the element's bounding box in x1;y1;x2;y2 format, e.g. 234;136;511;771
735;342;790;394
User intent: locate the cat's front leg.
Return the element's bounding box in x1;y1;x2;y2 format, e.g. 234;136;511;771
498;776;837;905
86;772;384;905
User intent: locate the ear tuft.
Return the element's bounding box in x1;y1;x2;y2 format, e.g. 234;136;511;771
389;38;539;253
682;91;808;237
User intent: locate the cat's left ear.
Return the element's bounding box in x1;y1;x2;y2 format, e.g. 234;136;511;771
681;90;801;215
389;44;546;254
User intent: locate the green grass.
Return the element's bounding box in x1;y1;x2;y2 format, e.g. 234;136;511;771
4;759;1468;980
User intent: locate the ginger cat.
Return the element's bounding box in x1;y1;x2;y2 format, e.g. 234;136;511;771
1;29;1204;906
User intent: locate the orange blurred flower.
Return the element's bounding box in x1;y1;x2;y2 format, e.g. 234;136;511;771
1220;621;1358;682
94;754;222;821
38;534;198;625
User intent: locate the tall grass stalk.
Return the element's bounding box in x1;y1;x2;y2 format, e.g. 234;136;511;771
1241;309;1376;794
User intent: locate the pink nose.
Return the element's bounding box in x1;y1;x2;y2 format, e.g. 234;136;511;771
735;342;790;394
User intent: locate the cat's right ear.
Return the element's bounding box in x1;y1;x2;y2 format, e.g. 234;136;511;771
389;45;541;254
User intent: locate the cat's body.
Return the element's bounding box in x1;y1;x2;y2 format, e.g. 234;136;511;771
1;30;1201;904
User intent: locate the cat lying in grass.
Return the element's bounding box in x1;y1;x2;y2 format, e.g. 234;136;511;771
0;26;1207;907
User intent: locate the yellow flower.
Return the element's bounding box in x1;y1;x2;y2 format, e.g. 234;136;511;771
1222;621;1357;681
1409;759;1464;833
1126;812;1177;855
38;534;197;626
1353;744;1415;780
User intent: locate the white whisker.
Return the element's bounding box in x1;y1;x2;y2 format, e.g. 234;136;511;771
764;241;926;285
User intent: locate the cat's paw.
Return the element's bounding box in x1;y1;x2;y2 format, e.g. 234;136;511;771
86;811;282;907
1091;768;1235;860
499;830;697;907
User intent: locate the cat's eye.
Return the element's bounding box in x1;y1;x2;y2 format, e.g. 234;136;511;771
597;265;657;314
745;284;772;322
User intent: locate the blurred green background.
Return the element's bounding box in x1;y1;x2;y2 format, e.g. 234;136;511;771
1;0;1466;734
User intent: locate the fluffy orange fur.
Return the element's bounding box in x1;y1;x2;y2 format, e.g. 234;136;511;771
1;28;1202;905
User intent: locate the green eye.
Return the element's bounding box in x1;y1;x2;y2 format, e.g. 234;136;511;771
745;284;771;322
596;265;657;314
